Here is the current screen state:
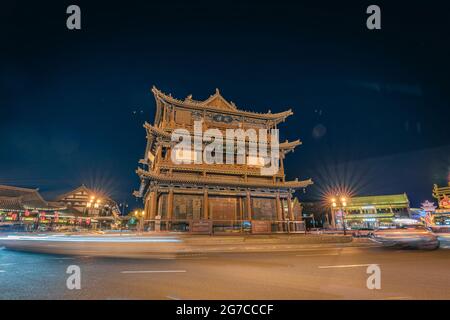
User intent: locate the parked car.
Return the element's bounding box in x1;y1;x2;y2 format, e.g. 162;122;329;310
371;225;439;249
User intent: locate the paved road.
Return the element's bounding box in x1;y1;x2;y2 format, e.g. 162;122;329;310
0;245;449;299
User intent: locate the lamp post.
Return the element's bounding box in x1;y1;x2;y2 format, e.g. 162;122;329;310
119;202;129;216
331;196;348;235
134;210;145;234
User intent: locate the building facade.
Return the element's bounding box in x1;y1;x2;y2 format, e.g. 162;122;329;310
54;185;120;228
0;184;121;231
332;193;410;230
0;185;66;231
135;87;312;233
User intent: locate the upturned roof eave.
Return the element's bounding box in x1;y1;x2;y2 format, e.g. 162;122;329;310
136;168;312;190
151;86;293;121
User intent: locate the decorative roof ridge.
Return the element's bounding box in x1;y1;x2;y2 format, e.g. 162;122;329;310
197;88;237;110
0;185;38;193
350;193;408;199
53;185;115;205
280;139;302;149
54;185;91;201
151;86;293;120
143;122;171;138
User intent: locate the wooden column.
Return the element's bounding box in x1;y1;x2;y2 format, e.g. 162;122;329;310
144;197;151;220
276;193;282;221
149;189;158;219
287;193;294;220
239;197;243;221
246;190;252;220
170;107;175;127
162;105;167;128
276;193;283;232
167;188;174;220
156;145;162;173
203;189;209;220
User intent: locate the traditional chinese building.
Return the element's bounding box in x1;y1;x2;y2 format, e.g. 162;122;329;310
134;87;312;233
0;185;66;230
54;185;120;228
55;185;119;216
432;182;450;226
333;193;411;230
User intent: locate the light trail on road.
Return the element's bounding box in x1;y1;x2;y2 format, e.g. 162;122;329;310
0;247;449;299
318;263;378;269
0;234;181;243
121;270;187;274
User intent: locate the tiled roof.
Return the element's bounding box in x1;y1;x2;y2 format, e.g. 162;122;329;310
0;185;65;211
347;193;409;206
152;86;293;120
0;196;23;211
0;185;38;197
136;168;313;190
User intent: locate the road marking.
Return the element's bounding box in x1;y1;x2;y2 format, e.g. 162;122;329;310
296;253;340;257
385;296;411;300
318;264;378;269
0;270;5;273
121;270;187;274
166;295;181;300
289;245;380;253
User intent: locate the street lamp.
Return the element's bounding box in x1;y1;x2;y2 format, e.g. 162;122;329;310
331;196;348;235
134;210;145;233
119;202;129;215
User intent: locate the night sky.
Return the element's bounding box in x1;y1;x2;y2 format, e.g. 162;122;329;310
1;1;449;208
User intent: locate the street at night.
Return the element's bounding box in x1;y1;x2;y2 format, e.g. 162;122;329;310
1;244;449;300
1;0;450;311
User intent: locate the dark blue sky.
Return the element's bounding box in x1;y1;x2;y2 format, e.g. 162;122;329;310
1;1;449;207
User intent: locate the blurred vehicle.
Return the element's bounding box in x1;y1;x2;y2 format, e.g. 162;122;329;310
434;232;450;248
37;225;50;232
351;228;374;237
53;226;71;232
371;225;439;249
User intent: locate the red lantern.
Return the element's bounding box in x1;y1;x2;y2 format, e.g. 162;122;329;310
25;210;30;217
